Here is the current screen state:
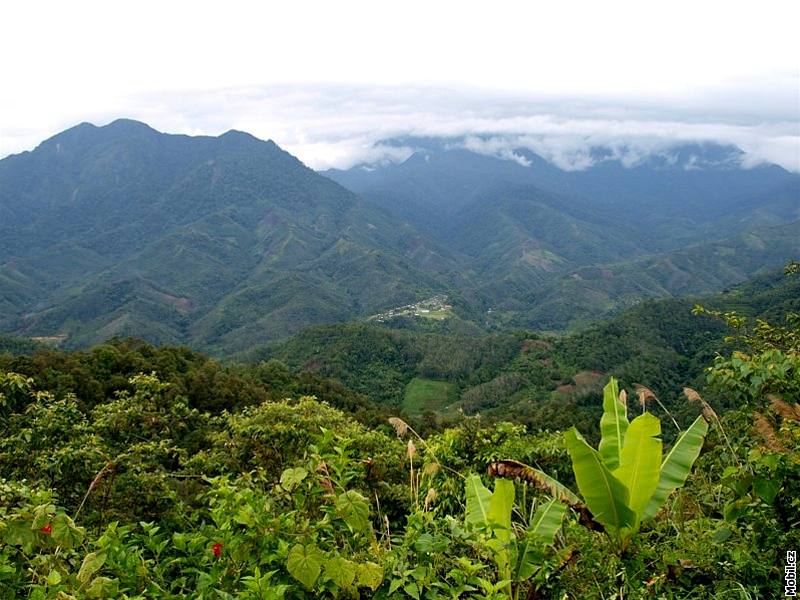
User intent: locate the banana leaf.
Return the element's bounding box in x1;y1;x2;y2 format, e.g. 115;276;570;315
598;378;628;470
641;415;708;522
529;498;567;544
465;474;492;526
565;427;637;537
614;412;662;522
488;479;515;543
488;460;581;507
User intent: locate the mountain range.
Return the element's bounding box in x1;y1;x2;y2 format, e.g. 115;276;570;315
0;120;463;352
325;137;800;329
0;121;798;352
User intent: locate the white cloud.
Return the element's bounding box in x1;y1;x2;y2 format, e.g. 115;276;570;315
0;1;798;171
1;83;798;172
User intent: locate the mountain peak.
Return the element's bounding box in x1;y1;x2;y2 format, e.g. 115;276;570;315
217;128;274;151
220;129;258;140
36;118;158;154
102;118;157;134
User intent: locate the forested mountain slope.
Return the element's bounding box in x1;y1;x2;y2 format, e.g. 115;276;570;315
326;137;800;330
324;137;798;249
0;120;466;352
2;123;797;353
256;267;800;431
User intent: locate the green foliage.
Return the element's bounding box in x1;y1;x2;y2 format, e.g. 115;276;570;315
464;475;566;598
597;378;629;470
562;379;707;552
641;415;709;523
695;267;800;406
2;288;799;598
252;267;800;442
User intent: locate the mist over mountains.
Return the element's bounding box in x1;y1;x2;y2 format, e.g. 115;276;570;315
1;120;798;352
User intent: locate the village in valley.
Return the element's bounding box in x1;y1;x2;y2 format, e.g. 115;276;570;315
367;294;453;322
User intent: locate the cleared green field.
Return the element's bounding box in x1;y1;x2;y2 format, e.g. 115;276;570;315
402;377;457;414
418;308;451;320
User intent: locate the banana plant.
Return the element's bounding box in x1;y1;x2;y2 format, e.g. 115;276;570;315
564;378;708;552
464;474;567;599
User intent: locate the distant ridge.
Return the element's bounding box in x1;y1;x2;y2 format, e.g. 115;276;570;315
1;122;798;352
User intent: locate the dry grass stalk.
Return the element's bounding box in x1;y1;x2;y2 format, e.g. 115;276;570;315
74;461;115;520
683;387;703;405
753;412;785;453
406;439;418;508
388;417;409;437
684;387;718;420
768;395;800;421
684;388;739;466
316;461;335;495
406;439;417;460
389;415;466;482
384;516;391;541
636;384;680;430
635;384;656;410
700;404;718;422
423;487;437;511
89;461;114;492
422;462;440;476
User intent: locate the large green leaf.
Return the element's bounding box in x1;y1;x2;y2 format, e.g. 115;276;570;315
324;556;356;588
488;479;514;543
488;478;515;585
564;427;636;536
287;543;323;589
598;378;628;470
356;562;383;591
77;551;106;585
465;474;492;526
280;467;308;491
515;499;566;584
2;519;36;553
335;490;370;533
85;576;118;599
528;498;567;544
642;415;708;522
51;513;84;549
514;537;544;582
614;412;662;522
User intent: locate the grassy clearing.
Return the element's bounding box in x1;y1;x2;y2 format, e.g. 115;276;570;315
402;377;458;414
418;308;451;320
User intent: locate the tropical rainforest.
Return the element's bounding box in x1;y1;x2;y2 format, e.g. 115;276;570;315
0;121;798;598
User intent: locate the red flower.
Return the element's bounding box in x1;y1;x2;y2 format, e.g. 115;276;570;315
40;523;52;534
212;542;222;558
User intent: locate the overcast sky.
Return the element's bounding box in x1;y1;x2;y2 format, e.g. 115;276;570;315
1;0;798;170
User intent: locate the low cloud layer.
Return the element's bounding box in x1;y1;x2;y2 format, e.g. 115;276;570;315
2;83;799;172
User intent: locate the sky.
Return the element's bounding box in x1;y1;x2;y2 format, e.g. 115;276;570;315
1;0;799;171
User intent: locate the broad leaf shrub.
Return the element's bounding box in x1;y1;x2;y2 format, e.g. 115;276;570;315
2;283;800;600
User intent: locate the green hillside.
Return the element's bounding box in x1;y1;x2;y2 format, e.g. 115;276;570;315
1;266;797;598
0;121;466;352
2;122;798;354
261;267;800;434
